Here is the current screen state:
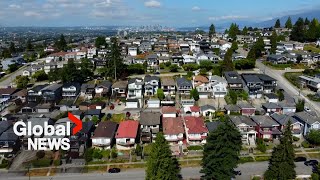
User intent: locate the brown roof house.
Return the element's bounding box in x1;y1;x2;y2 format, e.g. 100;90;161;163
91;121;118;149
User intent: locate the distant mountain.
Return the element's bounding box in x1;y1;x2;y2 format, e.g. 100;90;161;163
254;10;320;28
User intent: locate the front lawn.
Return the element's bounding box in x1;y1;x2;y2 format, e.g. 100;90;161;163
284;72;303;88
111;113;126;123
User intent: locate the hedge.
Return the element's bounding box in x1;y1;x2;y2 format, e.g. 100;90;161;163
187;146;203;151
239;156;254;164
32;158;52;168
255;156;270;162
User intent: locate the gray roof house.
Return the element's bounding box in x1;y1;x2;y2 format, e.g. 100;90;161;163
224;71;243;90
293;111;320;136
176;77;192;95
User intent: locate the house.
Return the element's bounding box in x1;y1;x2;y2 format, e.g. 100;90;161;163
262;102;281;114
209;75;228;98
176;77;192;95
144;75;160;96
278;102;296;115
196;53;221;64
128;47;138;56
182;55;196;64
27;84;48;103
0;88;18;99
115;120;139;150
12;89;27;103
200;105;216;117
293;112;320;136
80;84;96;100
161;77;176;97
127;78;144;99
87;47;97;59
62;82;81;99
161;106;178;118
224;71;244;90
35;103;54;113
238;103;256;116
251;115;281;140
193;75;211;99
95;81;112;97
230;116;257;146
206;121;222;132
184;106;201;117
146;54;159;71
41;83;62;104
299;75;320;91
69;121;94;154
265;93;279;103
270;113;303;138
112;81;128;98
267;54;287;64
163;117;185;145
224;104;241;115
241;74;263;99
83;109;102;120
256;74;277;93
91;121;118;149
184;116;208;145
146;99;160;108
0;128;20;154
140;111;161;143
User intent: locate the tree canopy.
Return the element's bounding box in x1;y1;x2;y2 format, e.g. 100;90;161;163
54;34;68;51
285;17;293;29
274;19;281;28
146;133;180;180
222;48;235;72
95;36;107;48
190;88;200;101
228;23;240;41
201;120;242;180
209;24;216;39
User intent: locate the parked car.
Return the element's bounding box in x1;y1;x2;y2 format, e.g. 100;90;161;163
234;170;241;176
304;107;311;112
304;160;318;166
108;168;121;173
294;157;307;162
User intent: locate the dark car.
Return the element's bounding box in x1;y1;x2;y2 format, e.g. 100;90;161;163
304;160;318;166
234;170;241;176
294;157;307;162
108;168;121;173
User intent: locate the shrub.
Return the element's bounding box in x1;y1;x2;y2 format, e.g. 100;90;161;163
252;176;261;180
312;173;319;180
239;156;254;163
53;159;61;166
0;159;9;169
256;138;267;153
301;141;310;148
307;130;320;145
187;145;203;151
84;148;94;162
92;149;103;159
36;151;46;159
32;158;52;168
255;156;270;161
292;136;300;142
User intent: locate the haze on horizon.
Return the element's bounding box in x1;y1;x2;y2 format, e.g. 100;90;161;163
0;0;319;27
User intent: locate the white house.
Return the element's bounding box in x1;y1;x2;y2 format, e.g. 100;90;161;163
76;51;86;60
87;47;97;59
144;75;160;96
115;120;139;150
209;74;228;98
128;47;138;56
163;117;185;145
184;106;201;117
161;106;178;118
182;54;196;64
200;105;216;117
220;42;232;51
91;121;118;149
190;43;200;52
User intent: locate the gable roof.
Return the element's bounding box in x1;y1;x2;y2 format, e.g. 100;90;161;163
270;113;298;125
112;81;128;89
194;75;209;84
241;74;263;83
251;115;279;127
176;77;192;87
162;117;184;135
144;75;160;82
294;111;320;125
161;106;178;114
92;121;118;138
184;116;208;134
206;121;222;132
140;111;161;126
230;115;256;126
262;102;281;109
238;103;255;109
97;80;112;88
224;104;241;111
200;105;216;111
224;71;243;84
161;77;176;86
190;106;201;112
115;120;139;138
0;88;18;96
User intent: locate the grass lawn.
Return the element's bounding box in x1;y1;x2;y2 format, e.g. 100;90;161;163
307;153;320;159
304;45;320;53
111;113;126;123
284;72;303;88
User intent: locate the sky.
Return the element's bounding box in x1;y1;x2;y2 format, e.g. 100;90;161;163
0;0;319;27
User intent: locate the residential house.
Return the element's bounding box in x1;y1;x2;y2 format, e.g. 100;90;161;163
224;71;244;91
83;109;102;120
299;75;320;91
146;54;159;71
184;116;208;145
224;104;241;115
87;47;97;59
91;121;118;149
95;80;112;97
12;89;27;103
267;54;288;64
182;54;196;64
125;99;140;109
241;74;263;99
69;121;94;155
163;117;185;145
271;113;303;138
43;62;58;74
0;88;18;99
0;128;20;154
262;102;281;114
128;47;137;56
176;77;192;95
265;93;279;103
80;84;96;100
184;106;201;117
161;77;176;97
196;53;221;64
230;116;257;146
161;106;178;118
115;120;139;150
144;75;160;96
127;78;144;99
146;99;160;108
209;74;228;98
293;112;320;136
112;81;128;98
251;115;281;140
140;111;161;143
62;83;80;99
200;105;216;117
238;103;256;116
256;74;277;93
206;121;222;133
278;102;296;115
193;75;211;99
27;84;48;103
41;83;62;104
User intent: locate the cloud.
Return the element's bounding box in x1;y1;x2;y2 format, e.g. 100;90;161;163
144;0;161;8
24;11;41;17
8;4;21;9
191;6;200;11
208;15;249;21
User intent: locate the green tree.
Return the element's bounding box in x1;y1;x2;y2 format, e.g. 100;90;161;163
106;37;127;80
306;18;319;42
264;121;296;180
9;42;16;54
231;41;238;52
48;68;61;82
146;133;180;180
247;37;265;59
95;36;107;48
15;76;29;89
26;39;33;51
91;116;99;124
8;64;19;73
79;58;94;81
228;23;240;41
285;17;293;29
304;17;310;26
270;31;278;54
296;54;303;64
290;17;306;42
127;64;145;75
274;19;281;28
32;70;48;82
135;144;142;156
201;120;242;180
222;48;235;72
242;26;248;35
55;34;67;51
182;64;199;71
228;90;238;104
256;138;267;153
84;148;94;162
156;88;165;100
190;88;200;101
296;99;305;112
169;64;179;72
307;130;320;145
199;60;213;71
277;89;285;101
209;24;216;39
60;60;81;83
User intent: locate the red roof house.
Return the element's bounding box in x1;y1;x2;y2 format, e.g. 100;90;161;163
163;117;185;143
184;116;208;144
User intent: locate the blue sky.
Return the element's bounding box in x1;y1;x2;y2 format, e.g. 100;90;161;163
0;0;319;27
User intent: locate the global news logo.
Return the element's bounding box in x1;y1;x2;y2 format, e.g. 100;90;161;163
12;112;82;151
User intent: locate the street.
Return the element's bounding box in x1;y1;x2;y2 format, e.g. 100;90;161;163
0;162;312;180
256;60;320;116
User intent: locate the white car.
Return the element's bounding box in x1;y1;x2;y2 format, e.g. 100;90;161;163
304;107;311;112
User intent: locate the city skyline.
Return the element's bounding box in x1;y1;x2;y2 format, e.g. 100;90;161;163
0;0;319;27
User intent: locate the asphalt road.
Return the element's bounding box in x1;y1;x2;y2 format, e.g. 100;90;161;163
0;162;313;180
256;60;320;116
